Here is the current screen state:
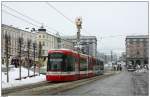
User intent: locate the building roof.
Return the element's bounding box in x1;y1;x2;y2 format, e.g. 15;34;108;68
126;35;148;39
2;24;36;35
2;24;73;44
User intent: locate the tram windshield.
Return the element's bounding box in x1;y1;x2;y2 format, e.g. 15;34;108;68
47;53;63;71
47;53;75;71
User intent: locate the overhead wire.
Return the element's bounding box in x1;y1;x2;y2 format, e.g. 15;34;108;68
2;3;136;53
2;4;42;25
2;4;61;36
2;9;40;28
45;2;74;25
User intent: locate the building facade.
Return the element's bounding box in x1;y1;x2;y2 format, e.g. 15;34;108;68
35;26;74;66
63;35;97;57
36;27;57;57
36;26;74;57
2;24;74;66
1;24;36;66
126;35;149;67
61;39;74;50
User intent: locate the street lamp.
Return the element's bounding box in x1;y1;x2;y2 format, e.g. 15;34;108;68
75;17;82;52
75;17;82;78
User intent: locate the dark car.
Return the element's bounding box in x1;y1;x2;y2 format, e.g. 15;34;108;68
127;64;136;71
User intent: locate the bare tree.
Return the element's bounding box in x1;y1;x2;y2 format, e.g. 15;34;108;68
38;42;42;75
27;39;31;77
5;33;11;82
33;42;37;76
18;37;24;80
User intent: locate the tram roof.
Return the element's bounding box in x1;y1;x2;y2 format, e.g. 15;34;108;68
48;49;95;58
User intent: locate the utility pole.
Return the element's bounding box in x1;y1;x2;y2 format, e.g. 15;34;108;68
111;50;113;62
105;54;107;64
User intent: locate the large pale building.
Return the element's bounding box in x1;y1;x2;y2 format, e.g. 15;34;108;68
62;35;97;57
1;24;36;65
2;24;74;66
126;35;149;67
36;26;74;57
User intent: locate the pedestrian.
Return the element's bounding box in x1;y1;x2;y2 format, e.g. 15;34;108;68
113;65;116;71
120;65;122;71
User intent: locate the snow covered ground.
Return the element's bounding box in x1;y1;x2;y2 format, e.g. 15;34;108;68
134;68;148;73
2;64;46;89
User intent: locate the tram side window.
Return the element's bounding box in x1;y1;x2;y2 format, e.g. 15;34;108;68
68;56;75;71
62;55;75;72
80;58;87;71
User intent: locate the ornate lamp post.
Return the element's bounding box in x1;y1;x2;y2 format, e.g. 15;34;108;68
75;17;82;52
75;17;82;78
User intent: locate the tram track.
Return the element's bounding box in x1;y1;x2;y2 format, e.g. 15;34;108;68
2;81;54;95
2;71;118;96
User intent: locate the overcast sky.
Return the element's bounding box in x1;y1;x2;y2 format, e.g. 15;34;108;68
2;1;148;56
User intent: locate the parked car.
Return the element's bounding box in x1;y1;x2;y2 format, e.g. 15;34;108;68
127;64;136;72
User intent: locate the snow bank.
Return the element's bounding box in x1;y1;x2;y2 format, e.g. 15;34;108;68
134;68;148;73
2;66;46;89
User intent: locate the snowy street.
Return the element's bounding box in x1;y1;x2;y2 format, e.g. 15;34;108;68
2;65;149;96
46;68;148;96
132;71;149;95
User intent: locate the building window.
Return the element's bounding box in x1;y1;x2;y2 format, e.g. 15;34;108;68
39;41;41;45
39;35;41;38
43;41;45;46
140;39;143;42
43;35;45;38
42;50;45;55
133;39;137;41
136;39;140;44
126;39;130;42
137;51;140;55
129;40;133;44
143;42;147;46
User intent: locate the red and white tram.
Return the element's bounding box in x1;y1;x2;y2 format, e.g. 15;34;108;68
46;49;103;81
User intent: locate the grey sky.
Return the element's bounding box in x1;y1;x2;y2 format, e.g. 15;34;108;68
2;1;148;55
